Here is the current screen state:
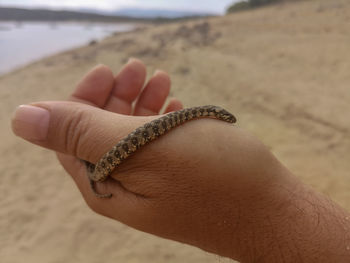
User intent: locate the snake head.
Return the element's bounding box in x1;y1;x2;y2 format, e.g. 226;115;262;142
215;107;237;123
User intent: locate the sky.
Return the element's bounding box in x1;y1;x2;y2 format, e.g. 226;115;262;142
0;0;239;14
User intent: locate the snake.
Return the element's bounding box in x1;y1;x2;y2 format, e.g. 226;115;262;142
83;105;237;198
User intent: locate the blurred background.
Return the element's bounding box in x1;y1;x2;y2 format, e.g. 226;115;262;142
0;0;349;262
0;0;234;75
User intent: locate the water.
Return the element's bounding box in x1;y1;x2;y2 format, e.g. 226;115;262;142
0;22;135;75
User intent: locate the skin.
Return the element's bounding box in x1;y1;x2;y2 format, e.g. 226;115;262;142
11;59;350;262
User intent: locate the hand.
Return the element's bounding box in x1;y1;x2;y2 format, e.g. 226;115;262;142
11;59;350;262
56;59;184;198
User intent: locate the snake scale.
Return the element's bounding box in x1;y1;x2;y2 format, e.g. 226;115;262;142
84;105;237;198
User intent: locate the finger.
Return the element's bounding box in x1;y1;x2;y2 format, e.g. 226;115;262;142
11;101;153;214
56;152;138;210
104;58;146;115
164;98;184;113
133;70;171;116
71;64;115;108
11;101;150;163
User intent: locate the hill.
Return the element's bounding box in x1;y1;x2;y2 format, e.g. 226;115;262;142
112;8;212;18
0;7;211;22
0;7;152;22
0;0;349;262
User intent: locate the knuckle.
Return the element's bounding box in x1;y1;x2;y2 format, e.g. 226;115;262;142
85;197;102;213
85;195;110;216
81;188;105;214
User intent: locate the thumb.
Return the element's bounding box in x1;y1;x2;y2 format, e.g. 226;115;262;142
11;101;149;163
11;101;160;221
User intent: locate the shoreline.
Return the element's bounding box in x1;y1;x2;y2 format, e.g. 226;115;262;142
0;21;139;76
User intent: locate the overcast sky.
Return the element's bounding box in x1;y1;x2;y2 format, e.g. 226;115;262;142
0;0;239;14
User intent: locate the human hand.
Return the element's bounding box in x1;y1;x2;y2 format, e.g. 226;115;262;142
11;59;350;262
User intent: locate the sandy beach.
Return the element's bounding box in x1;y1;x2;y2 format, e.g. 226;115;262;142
1;0;349;262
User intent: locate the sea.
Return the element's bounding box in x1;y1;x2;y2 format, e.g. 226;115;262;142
0;21;135;75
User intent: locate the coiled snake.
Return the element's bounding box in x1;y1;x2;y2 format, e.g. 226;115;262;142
84;105;237;198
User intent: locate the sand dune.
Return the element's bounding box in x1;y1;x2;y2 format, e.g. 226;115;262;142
1;0;349;262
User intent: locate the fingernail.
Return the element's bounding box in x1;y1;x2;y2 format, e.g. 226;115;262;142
127;57;138;64
12;105;50;141
153;69;163;76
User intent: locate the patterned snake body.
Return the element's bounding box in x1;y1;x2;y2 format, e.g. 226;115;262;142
84;105;236;198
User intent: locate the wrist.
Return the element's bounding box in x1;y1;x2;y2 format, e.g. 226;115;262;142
237;169;350;262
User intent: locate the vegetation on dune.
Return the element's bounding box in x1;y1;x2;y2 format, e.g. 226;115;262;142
226;0;298;13
0;7;209;23
227;1;251;13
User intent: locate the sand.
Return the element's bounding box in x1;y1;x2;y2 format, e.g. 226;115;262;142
1;0;349;262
